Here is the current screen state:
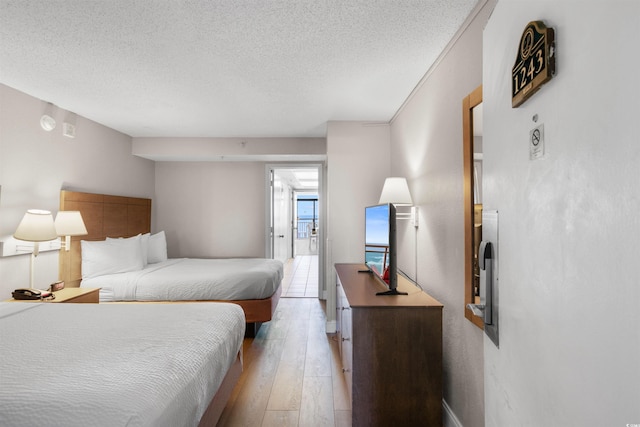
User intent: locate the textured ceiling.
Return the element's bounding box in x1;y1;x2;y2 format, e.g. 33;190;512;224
0;0;479;138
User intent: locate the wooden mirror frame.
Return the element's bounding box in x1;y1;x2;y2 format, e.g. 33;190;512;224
463;85;484;329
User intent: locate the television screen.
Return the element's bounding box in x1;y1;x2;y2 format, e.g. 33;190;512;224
365;204;391;278
365;203;406;295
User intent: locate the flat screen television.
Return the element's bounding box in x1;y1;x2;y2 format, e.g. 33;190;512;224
364;203;407;296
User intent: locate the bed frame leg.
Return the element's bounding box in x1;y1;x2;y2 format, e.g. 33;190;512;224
244;322;263;338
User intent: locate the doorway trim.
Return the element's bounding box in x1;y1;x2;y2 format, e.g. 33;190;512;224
265;163;326;300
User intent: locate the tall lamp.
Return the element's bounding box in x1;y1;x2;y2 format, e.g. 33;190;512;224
55;211;88;251
13;209;58;289
378;177;417;226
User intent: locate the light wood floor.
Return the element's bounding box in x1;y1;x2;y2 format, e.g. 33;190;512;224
217;297;351;427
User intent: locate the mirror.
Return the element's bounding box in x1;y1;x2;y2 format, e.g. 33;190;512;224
463;85;484;329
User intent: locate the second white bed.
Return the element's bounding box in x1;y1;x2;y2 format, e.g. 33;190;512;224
81;257;283;302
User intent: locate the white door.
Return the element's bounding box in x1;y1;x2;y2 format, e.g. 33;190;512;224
272;173;289;262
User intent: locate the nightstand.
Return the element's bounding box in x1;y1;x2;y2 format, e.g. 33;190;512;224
51;287;100;303
7;287;100;303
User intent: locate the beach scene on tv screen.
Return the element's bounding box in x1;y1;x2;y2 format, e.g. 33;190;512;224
365;205;389;274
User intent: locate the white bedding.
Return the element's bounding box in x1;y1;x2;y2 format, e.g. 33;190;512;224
0;302;245;427
81;258;283;302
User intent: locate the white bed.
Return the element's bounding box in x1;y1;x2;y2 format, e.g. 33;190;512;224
0;302;245;427
58;190;283;332
81;257;283;303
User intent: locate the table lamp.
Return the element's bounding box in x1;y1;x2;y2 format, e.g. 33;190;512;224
13;209;58;289
55;210;88;251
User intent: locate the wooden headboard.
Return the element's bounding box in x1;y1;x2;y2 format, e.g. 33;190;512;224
58;190;152;287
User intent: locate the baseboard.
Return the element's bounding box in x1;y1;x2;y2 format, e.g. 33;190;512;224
443;399;463;427
325;319;336;334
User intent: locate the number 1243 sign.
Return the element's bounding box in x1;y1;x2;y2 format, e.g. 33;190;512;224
512;21;556;108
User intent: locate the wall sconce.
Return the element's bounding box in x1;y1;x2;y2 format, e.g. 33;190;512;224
379;177;413;205
40;102;57;131
13;209;58;288
378;177;418;227
55;211;88;251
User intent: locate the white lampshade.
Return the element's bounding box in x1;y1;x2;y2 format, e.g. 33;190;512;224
378;177;413;206
55;211;88;236
14;209;58;242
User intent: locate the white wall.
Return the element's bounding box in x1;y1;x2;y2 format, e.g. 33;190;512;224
0;84;155;299
154;161;267;258
389;2;495;425
325;121;390;330
483;2;640;425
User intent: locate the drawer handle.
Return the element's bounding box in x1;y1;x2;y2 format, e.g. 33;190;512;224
342;368;350;373
341;307;350;311
341;337;350;342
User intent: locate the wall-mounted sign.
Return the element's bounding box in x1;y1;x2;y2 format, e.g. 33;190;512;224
512;21;555;108
529;124;545;159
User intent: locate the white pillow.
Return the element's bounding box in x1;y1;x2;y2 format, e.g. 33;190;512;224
107;233;149;267
147;231;167;264
140;233;149;266
81;236;144;279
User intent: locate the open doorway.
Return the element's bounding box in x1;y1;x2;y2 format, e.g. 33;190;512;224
294;193;318;256
267;165;323;299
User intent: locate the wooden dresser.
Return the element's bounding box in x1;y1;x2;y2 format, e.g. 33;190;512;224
335;263;443;427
